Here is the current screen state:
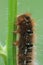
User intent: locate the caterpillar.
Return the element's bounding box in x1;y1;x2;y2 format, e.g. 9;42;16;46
14;14;35;65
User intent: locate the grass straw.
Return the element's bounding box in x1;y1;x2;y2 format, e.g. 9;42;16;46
7;0;17;65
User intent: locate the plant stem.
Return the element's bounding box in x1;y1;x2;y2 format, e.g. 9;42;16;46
7;0;17;65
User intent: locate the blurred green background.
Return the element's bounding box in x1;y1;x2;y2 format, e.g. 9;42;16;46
0;0;43;65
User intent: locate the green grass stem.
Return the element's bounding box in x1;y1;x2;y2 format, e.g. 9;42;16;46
7;0;17;65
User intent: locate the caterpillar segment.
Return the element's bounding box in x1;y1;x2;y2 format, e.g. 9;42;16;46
14;14;35;65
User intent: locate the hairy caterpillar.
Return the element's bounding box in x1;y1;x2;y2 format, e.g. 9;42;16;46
14;14;35;65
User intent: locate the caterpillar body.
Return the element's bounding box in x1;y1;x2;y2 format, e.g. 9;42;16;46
14;14;35;65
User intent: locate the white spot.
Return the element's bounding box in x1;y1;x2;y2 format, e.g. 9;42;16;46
26;43;30;45
24;60;26;65
24;48;27;54
27;43;30;45
27;30;30;32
